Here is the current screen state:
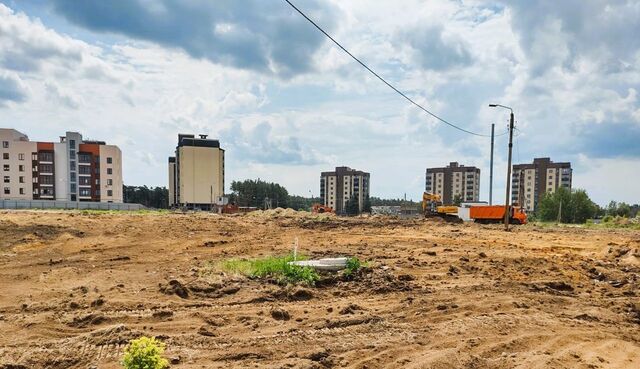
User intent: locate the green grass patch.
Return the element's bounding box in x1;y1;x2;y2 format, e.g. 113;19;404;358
344;257;362;277
216;254;320;286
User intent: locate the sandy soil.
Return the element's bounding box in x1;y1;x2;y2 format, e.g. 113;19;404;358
0;209;638;369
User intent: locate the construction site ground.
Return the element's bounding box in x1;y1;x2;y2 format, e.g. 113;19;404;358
0;209;638;369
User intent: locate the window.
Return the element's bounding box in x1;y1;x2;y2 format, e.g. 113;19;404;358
95;179;100;185
41;187;53;196
107;178;113;186
79;176;91;185
79;165;91;174
78;153;91;163
31;153;37;160
40;175;54;185
69;139;75;146
70;160;76;169
19;176;24;183
107;168;112;175
18;153;24;160
2;141;8;148
39;164;53;173
79;188;91;196
2;164;8;171
95;189;101;196
32;177;37;183
70;184;76;193
18;165;24;172
19;188;24;195
38;152;53;162
3;176;9;183
69;150;76;159
70;172;76;182
2;153;8;160
32;189;38;195
107;157;113;164
107;190;113;197
3;187;9;194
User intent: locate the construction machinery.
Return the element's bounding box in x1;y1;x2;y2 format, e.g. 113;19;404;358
312;203;334;214
422;192;461;222
469;205;527;224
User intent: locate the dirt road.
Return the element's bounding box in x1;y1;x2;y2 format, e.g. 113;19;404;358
0;210;638;368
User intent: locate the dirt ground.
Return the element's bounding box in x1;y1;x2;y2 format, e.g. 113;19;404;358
0;209;638;369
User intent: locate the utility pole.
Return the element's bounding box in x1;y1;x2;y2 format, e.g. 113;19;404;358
504;110;515;230
489;104;515;231
558;200;562;224
489;123;495;205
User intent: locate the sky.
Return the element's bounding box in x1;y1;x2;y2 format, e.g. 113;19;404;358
0;0;639;205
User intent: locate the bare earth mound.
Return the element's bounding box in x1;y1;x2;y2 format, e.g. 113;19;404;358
0;210;638;368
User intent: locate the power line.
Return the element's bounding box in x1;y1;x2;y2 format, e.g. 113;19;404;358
284;0;501;138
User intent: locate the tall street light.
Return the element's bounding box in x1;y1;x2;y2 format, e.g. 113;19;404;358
489;103;514;231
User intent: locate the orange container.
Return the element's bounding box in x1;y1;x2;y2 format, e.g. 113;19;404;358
469;205;507;220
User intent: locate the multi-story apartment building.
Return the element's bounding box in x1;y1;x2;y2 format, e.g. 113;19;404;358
0;128;123;202
425;162;480;204
511;157;572;212
168;134;225;210
320;166;370;214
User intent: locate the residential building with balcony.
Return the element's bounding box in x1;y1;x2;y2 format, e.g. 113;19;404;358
0;128;123;202
320;166;370;214
425;162;480;204
511;157;572;212
168;134;225;210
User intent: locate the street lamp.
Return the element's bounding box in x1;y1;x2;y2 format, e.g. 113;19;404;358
489;103;515;231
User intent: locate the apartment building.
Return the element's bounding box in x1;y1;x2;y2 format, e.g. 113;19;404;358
320;166;370;214
0;128;123;202
425;162;480;204
168;134;225;210
511;157;572;212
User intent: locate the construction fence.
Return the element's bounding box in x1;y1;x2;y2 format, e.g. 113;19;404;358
0;199;145;211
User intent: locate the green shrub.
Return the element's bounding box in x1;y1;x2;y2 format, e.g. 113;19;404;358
344;257;362;277
122;337;168;369
602;215;613;223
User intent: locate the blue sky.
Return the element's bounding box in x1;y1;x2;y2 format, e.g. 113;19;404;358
0;0;639;205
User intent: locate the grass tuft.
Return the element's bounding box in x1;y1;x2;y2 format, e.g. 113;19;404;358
216;254;320;286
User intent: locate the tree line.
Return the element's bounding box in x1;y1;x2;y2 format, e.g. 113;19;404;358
535;187;638;223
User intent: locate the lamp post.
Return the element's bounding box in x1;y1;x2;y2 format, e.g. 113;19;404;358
489;104;514;231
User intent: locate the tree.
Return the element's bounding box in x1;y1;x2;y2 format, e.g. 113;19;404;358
452;194;463;206
345;194;360;216
616;202;631;217
363;195;372;213
537;187;597;223
230;179;289;209
123;185;169;208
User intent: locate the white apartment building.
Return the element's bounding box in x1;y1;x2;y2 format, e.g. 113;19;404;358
168;134;225;210
512;157;572;212
320;166;370;214
425;162;480;204
0;128;123;202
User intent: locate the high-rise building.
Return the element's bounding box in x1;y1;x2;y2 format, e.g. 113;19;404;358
0;128;123;202
512;157;572;212
320;166;370;214
168;134;225;210
425;162;480;204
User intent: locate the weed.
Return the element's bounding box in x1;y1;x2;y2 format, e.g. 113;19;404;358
344;257;362;277
121;336;168;369
217;254;319;286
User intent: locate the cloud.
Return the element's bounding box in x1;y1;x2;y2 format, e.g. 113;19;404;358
0;71;28;106
398;24;473;71
48;0;339;78
219;121;324;165
44;81;81;109
506;0;640;77
0;3;85;72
